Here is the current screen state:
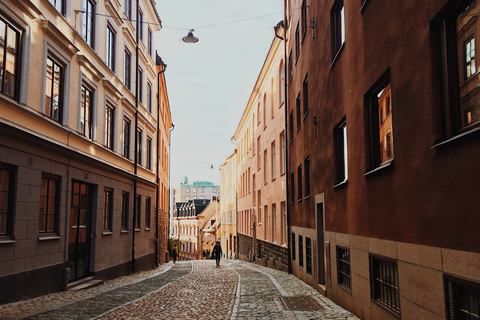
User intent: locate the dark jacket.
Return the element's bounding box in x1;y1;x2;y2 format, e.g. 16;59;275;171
213;244;222;259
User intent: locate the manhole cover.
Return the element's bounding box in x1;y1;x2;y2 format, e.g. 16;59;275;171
279;296;324;311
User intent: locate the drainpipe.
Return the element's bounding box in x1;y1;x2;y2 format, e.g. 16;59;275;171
275;12;291;274
155;52;167;267
168;124;174;256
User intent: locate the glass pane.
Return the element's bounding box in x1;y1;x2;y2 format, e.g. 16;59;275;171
39;213;46;231
48;197;56;214
0;170;9;191
46;213;55;232
48;179;56;197
0;192;8;212
0;212;7;234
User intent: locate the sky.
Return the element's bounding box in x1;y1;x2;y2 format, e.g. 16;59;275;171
153;0;283;187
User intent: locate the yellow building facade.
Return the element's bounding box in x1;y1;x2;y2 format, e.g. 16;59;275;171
0;0;172;303
233;23;288;271
219;150;237;259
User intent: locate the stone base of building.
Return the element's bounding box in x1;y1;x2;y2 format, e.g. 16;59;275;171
238;233;288;272
0;262;65;304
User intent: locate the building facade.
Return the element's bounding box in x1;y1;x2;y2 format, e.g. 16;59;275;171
233;24;288;271
285;0;480;319
0;0;171;303
219;151;237;259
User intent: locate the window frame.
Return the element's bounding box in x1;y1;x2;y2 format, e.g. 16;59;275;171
106;23;116;72
337;246;352;292
103;188;113;231
445;274;480;320
80;84;94;139
105;104;115;150
304;156;310;198
0;14;22;100
82;0;96;49
39;174;60;235
121;191;129;231
124;49;132;90
146;136;152;170
301;0;308;41
45;54;64;123
145;197;151;229
331;0;345;61
0;164;15;239
122;117;131;159
303;74;309;118
335;117;348;184
369;255;400;315
297;164;302;201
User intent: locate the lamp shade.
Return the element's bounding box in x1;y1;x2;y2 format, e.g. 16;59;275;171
182;30;199;43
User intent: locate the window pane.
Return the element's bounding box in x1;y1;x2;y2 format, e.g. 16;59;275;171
377;83;393;164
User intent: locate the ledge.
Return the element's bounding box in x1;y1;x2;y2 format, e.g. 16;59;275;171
364;160;393;177
432;125;480;148
38;236;61;241
333;179;348;189
102;231;113;236
0;239;16;244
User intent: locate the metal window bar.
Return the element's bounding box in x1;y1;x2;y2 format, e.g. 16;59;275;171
372;257;400;314
337;247;351;291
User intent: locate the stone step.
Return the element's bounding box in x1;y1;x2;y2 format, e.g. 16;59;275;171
68;277;104;291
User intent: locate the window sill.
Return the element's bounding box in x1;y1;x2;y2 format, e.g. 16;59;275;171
296;126;301;133
289;139;293;145
297;198;302;202
304;194;311;200
333;179;348;188
145;228;151;231
330;43;345;69
102;231;113;236
432;125;480;148
121;230;129;234
135;228;141;232
360;0;369;13
0;239;16;244
38;235;61;241
364;160;393;177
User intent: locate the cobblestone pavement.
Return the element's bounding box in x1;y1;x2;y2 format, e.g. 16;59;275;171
0;260;360;320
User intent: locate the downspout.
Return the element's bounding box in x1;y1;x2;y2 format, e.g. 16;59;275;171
155;52;167;267
276;8;291;274
168;124;174;246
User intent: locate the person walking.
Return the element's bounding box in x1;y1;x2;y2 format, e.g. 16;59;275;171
213;240;222;267
172;246;178;264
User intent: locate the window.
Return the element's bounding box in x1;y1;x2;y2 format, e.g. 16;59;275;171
337;246;351;291
332;0;345;58
257;102;261;125
80;84;93;139
304;157;310;197
296;94;301;131
289;111;294;143
301;0;307;39
365;74;393;170
138;8;143;41
303;75;309;117
148;28;153;56
121;192;129;230
124;49;131;90
264;94;268;128
281;131;286;174
45;55;64;122
39;175;59;234
103;188;113;231
82;0;95;48
135;194;141;229
297;165;302;201
0;165;14;237
280;60;285;105
0;12;22;99
288;50;293;83
335;118;348;183
437;1;480;135
137;129;142;165
253;174;256;204
146;137;152;170
306;237;312;275
122;118;131;158
258;190;261;223
125;0;132;20
257;136;261;169
272;203;276;243
147;81;152;113
138;67;143;103
106;24;116;72
282;202;286;245
370;255;400;315
290;172;295;204
445;276;480;320
264;205;268;240
264;149;268;184
299;235;304;267
271;141;276;180
49;0;65;15
295;23;300;62
145;197;151;228
292;232;296;261
105;104;114;150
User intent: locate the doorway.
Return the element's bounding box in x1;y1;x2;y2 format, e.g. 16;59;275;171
67;181;92;281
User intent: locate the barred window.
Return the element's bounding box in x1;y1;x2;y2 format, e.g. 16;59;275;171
337;246;351;291
445;276;480;320
370;256;400;315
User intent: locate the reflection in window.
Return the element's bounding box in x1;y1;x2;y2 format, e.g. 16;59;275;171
0;15;21;99
45;56;63;122
80;85;93;139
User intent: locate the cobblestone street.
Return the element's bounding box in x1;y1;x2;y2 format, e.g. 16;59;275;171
0;260;359;320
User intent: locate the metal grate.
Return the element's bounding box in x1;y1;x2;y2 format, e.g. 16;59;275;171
279;296;323;311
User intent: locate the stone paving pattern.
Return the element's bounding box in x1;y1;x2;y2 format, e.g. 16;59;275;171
0;260;360;320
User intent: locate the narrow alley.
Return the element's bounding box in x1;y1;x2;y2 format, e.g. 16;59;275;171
0;260;359;320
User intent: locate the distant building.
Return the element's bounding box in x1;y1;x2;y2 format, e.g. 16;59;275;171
219;151;237;259
172;199;220;260
170;177;219;237
233;22;288;271
0;0;171;304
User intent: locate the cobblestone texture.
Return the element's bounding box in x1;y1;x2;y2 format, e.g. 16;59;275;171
0;260;360;320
